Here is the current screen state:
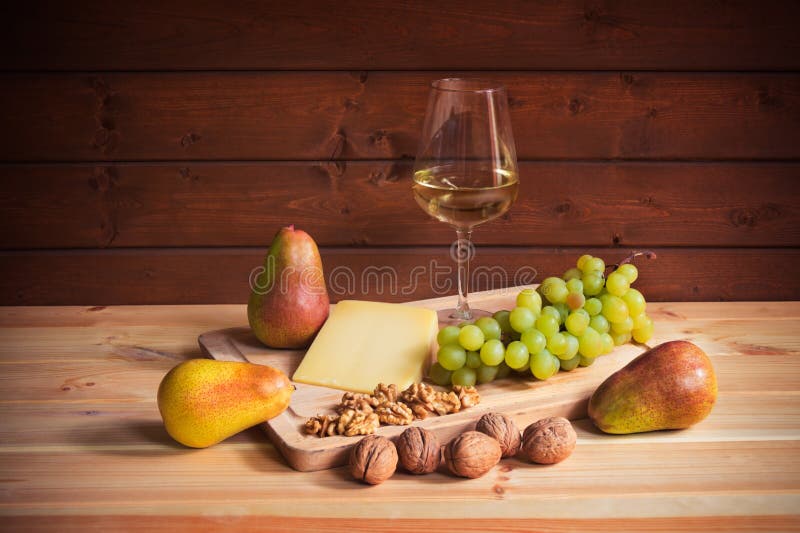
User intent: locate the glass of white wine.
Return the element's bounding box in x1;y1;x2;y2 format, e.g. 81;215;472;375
412;78;519;321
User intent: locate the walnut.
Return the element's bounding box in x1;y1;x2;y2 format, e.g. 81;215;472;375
305;382;481;437
304;414;338;437
401;382;469;419
443;431;502;478
396;426;440;474
349;434;397;485
521;417;577;464
476;412;521;458
304;409;379;438
375;401;413;425
339;392;376;413
453;385;481;408
338;408;380;437
373;383;399;404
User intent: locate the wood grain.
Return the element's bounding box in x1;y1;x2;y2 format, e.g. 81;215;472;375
1;72;798;161
0;302;798;530
3;0;799;71
2;247;799;305
2;162;798;249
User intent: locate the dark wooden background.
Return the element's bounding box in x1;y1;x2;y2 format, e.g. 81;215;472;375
2;1;799;305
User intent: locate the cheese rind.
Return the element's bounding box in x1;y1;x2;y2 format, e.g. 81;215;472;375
291;300;438;393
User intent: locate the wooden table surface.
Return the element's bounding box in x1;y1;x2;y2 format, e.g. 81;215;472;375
1;302;799;532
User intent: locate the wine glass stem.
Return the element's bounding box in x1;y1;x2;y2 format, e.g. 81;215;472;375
454;228;473;320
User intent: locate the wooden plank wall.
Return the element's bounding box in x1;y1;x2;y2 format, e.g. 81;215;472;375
1;1;799;305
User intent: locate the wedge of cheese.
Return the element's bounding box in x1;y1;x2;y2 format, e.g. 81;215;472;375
292;300;438;393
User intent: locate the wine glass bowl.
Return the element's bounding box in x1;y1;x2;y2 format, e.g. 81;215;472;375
412;78;519;321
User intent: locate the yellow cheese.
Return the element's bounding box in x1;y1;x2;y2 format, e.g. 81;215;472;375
292;300;438;393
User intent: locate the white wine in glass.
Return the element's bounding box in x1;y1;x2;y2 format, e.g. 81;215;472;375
412;78;519;321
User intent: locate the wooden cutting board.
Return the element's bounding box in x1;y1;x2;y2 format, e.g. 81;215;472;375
198;286;647;472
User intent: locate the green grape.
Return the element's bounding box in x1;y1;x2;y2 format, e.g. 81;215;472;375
535;314;560;338
509;306;536;333
496;361;511;379
465;350;482;369
516;288;542;314
540;277;568;304
437;325;461;347
451;366;477;387
458;324;485;351
504;340;530;369
493;310;513;334
554;302;570;324
579;355;596;367
578;327;603;358
581;257;605;274
437;344;466;371
576;254;593;270
428;362;452;386
476;363;500;384
475;316;502;341
547;332;568;357
589;314;610;334
606;271;630;297
513;358;531;373
611;316;634;334
617;263;639;283
566;278;584;294
562;332;580;359
612;331;632;346
632;316;654;343
565;311;590;336
541;305;561;324
622;288;646;317
633;312;651;330
575;308;590;319
584;297;602;316
563;267;583;281
560;353;581;371
566;292;586;311
582;271;605;296
601;295;629;324
521;328;547;354
600;333;614;354
530;348;558;380
480;339;506;366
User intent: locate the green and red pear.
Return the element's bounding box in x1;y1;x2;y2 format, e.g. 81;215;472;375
248;225;330;348
588;340;717;434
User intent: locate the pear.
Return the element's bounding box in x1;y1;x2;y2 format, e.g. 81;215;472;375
588;340;717;434
248;225;330;348
157;359;293;448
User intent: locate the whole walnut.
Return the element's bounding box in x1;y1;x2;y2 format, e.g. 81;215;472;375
521;417;576;465
476;412;521;458
349;434;398;485
397;427;441;474
444;431;502;478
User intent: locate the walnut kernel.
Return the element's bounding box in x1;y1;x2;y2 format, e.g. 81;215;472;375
397;426;440;474
443;431;502;478
349;434;397;485
476;412;521;458
521;416;577;465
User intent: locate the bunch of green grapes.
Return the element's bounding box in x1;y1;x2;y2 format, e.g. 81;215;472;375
428;254;654;387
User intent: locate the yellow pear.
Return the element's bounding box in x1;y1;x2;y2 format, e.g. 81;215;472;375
157;359;292;448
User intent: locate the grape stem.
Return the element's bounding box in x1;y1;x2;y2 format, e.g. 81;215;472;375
608;250;657;272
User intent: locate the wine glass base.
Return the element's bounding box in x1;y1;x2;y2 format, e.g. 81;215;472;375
436;308;493;325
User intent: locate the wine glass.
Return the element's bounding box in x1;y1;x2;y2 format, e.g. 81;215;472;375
412;78;519;322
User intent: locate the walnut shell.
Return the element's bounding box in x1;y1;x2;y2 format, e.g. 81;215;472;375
521;417;576;465
397;426;441;474
444;431;502;478
349;434;397;485
475;412;521;458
